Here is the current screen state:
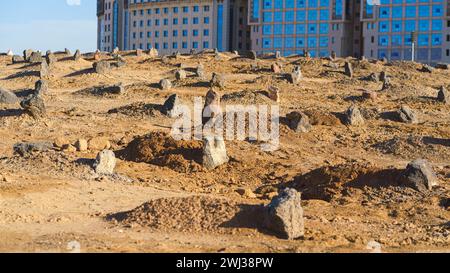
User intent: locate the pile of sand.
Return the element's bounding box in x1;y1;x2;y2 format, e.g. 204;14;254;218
117;131;203;173
108;102;163;118
108;196;242;233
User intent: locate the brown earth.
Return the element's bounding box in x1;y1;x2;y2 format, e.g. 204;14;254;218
0;51;448;253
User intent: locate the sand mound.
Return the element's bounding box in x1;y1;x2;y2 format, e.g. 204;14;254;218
117;131;203;173
292;161;404;202
108;102;163;118
222;90;276;105
108;196;242;233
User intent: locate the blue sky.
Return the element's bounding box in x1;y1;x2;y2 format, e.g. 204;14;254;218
0;0;97;54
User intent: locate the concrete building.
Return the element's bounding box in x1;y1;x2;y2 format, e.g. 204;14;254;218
360;0;450;65
97;0;450;64
97;0;251;54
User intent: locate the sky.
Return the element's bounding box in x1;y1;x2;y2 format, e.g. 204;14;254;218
0;0;97;54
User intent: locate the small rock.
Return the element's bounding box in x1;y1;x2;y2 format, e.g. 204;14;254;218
175;69;187;80
74;50;82;61
148;48;159;58
62;144;77;153
159;79;172;90
20;94;46;120
88;137;111;151
236;188;256;198
345;105;365;126
54;136;70;148
13;142;53;156
435;63;449;70
271;62;282;73
382;77;392;90
275;51;281;59
195;64;205;78
29;52;43;63
39;60;49;78
136;49;143;57
421;64;434;73
249;50;257;60
286;111;312;133
75;139;88;152
202;89;222;126
397;105;418;124
362;90;377;101
0;88;20;104
93;61;111;74
400;159;438;192
23;49;33;61
437;86;448;104
65;48;72;55
263;188;304;240
93;150;117;175
267;86;280;102
330;51;337;60
12;55;24;64
202;135;229;170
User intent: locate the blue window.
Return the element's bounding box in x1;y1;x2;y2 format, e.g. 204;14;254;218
308;37;316;47
173;42;178;49
285;24;294;35
432;34;442;45
379;21;389;32
204;29;209;36
296;37;305;47
379;7;390;18
392;21;402;32
432;5;442;17
319;36;328;47
285;37;294;48
193;42;198;48
392;35;402;46
432;20;442;31
405;20;416;32
419;6;430;17
263;12;273;22
274;37;282;48
182;30;188;36
319;23;328;34
286;11;295;22
320;10;329;21
274;24;283;34
308;10;317;21
204;17;210;24
379;35;389;46
203;41;209;49
296;24;305;34
263;38;272;48
308;24;316;34
418;34;429;46
419;20;429;31
405;6;416;17
263;25;272;35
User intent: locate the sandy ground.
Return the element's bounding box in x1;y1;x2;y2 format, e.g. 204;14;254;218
0;51;448;253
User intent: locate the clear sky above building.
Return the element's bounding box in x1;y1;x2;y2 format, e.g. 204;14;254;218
0;0;97;54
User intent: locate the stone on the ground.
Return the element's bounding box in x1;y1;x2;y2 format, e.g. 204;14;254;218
379;71;387;82
53;136;70;148
74;50;82;61
6;50;13;56
286;111;312;133
345;105;365;126
366;73;379;82
93;61;111;74
88;137;111;151
159;79;172;90
13;142;53;156
344;61;353;78
35;80;49;96
75;139;88;152
437;86;448;104
202;89;222;126
113;47;119;54
275;51;281;59
39;60;49;78
397;105;418;124
162;94;181;118
136;49;143;57
303;50;311;58
271;62;282;73
98;84;124;95
330;51;337;60
210;73;225;89
65;48;71;55
12;55;24;64
382;77;392;90
267;86;280;102
288;66;302;84
399;159;438;192
249;50;257;60
0;88;19;104
362;90;377;101
29;52;43;63
421;64;434;73
175;69;187;80
46;53;57;65
195;64;205;78
20;94;46;120
148;48;158;58
435;63;449;70
263;188;304;240
23;49;33;61
93;150;117;175
93;51;101;61
202;135;229;170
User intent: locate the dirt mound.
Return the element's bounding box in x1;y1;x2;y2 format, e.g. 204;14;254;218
222;90;276;105
291;161;404;202
108;102;163;118
304;109;342;126
108;196;244;233
117;131;203;173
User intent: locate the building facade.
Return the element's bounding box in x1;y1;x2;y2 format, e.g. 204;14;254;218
360;0;450;65
97;0;450;64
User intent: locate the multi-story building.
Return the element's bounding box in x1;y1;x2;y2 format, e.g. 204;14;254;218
97;0;251;54
360;0;450;65
247;0;357;58
97;0;450;64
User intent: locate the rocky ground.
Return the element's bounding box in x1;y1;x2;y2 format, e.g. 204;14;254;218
0;50;448;253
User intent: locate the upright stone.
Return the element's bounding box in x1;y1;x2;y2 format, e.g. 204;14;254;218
202;89;222;126
175;69;187;80
12;55;24;64
136;49;143;57
35;80;49;96
202;135;229;170
275;51;281;59
263;188;305;240
196;63;205;78
162;94;181;118
39;61;49;78
93;150;117;175
29;52;43;63
344;61;353;78
210;73;225;89
46;53;57;65
149;48;159;58
0;88;19;104
93;61;111;74
267;86;280;103
288;66;302;84
249;50;257;60
345;105;365;126
65;48;72;55
23;49;33;61
437;86;448;104
73;50;82;61
271;62;282;73
330;51;337;60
